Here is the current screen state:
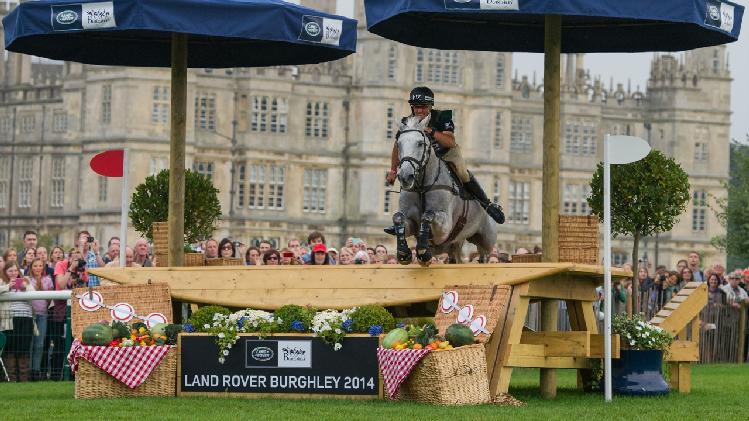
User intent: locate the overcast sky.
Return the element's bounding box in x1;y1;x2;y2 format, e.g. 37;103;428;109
513;11;748;143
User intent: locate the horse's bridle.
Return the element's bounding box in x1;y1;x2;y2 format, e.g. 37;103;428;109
397;129;440;193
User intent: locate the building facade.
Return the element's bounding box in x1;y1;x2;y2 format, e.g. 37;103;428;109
0;1;732;268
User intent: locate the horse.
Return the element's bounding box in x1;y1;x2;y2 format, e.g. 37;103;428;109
392;115;497;265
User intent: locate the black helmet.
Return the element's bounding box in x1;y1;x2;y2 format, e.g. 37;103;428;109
408;86;434;106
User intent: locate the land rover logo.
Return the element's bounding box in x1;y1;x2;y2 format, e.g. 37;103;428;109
305;21;321;37
453;0;472;3
56;10;78;25
708;4;720;20
251;347;274;362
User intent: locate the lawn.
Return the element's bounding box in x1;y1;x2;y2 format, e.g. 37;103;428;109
1;365;744;420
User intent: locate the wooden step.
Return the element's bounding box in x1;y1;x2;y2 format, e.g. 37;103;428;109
677;288;695;296
650;316;666;325
671;295;689;303
664;302;680;311
656;309;672;318
683;282;702;289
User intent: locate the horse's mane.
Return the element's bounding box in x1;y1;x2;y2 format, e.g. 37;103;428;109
404;115;429;130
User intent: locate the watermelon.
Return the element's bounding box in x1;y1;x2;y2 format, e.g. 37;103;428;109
382;328;409;349
82;323;114;346
445;324;474;347
151;323;168;337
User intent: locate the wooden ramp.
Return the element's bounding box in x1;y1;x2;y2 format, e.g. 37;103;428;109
649;281;707;393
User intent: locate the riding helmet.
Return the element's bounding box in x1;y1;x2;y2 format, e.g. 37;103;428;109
408;86;434;106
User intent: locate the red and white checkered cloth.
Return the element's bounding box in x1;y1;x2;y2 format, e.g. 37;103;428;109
68;340;173;389
377;347;430;399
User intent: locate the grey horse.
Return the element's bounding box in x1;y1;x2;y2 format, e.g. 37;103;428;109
392;115;497;265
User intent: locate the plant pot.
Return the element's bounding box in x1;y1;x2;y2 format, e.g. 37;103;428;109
611;349;669;396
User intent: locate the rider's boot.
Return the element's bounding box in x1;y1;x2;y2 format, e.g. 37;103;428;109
392;212;412;264
384;226;396;236
463;174;505;224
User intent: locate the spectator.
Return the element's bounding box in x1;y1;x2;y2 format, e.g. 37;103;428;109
743;269;749;293
468;251;480;263
681;267;694;285
48;250;83;380
385;255;398;265
309;244;331;265
338;247;354;265
638;266;654;293
353;250;370;265
711;263;726;284
55;248;88;290
48;246;65;267
20;247;35;275
3;248;18;264
487;254;500;264
77;231;104;286
280;249;296;265
102;241;120;265
515;247;530;255
21;230;37;260
301;232;325;264
675;259;688;272
259;240;273;255
707;273;727;306
245;247;261;266
721;273;749;308
533;245;543;254
612;280;628;315
204;239;219;260
366;248;376;263
0;262;13;374
3;261;33;381
27;258;53;381
105;247;141;268
0;254;4;273
262;250;281;266
435;253;449;264
497;252;511;263
218;238;236;258
327;247;338;265
133;238;152;267
374;245;388;264
287;239;302;258
35;246;54;278
687;251;704;282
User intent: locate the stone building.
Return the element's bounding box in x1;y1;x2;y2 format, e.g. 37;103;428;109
0;1;731;268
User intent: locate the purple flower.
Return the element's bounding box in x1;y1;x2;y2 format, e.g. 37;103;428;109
368;325;383;336
291;320;305;332
342;319;354;333
183;323;195;333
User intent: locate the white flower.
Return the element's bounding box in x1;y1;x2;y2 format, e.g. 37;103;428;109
218;357;225;364
223;349;230;356
334;343;342;351
630;340;635;346
335;328;342;334
204;324;210;329
218;332;225;339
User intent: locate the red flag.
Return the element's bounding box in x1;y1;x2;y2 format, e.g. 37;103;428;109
90;150;124;177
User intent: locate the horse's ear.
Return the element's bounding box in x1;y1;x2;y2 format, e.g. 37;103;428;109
420;113;432;129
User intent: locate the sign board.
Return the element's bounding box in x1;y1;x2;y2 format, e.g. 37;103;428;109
178;334;382;398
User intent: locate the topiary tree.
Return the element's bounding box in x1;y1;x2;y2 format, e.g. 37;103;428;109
129;169;221;244
588;150;690;313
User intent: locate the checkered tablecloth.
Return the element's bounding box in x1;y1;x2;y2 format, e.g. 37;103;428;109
377;347;430;399
68;340;173;389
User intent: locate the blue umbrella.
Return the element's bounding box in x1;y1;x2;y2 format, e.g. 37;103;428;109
4;0;357;266
364;0;743;401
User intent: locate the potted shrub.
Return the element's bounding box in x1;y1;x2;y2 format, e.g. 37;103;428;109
129;169;221;266
611;314;674;396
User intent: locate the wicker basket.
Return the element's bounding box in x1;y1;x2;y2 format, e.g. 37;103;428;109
397;344;490;405
559;215;599;264
152;221;169;255
184;253;205;267
154;252;168;267
511;253;542;263
205;257;243;266
75;348;177;399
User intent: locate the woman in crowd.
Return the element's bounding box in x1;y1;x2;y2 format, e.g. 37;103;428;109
373;245;388;264
2;261;34;381
49;246;65;267
385;255;398;265
707;273;726;306
20;248;35;275
0;260;13;377
245;247;261;265
681;267;694;285
262;249;281;266
3;248;17;264
337;247;354;265
35;246;54;278
0;254;4;273
27;258;53;381
218;238;236;259
308;244;331;265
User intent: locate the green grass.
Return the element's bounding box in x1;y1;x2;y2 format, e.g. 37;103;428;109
0;365;745;420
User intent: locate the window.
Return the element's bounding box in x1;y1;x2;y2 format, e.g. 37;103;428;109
563;183;592;215
510;117;533;153
564;121;597;156
151;86;169;126
0;157;9;209
0;232;5;248
50;157;65;208
303;169;327;213
496;54;505;89
101;84;112;125
386;105;396;140
192;161;214;181
494;112;503;149
52;112;67;133
492;177;501;205
384;172;392;214
415;48;460;85
387;45;397;80
508;180;530;224
251;96;288;133
149;157;167;176
194;93;216;131
305;101;329;139
21;115;35;133
581;124;597;156
237;164;245;208
245;163;286;210
0;116;10;134
694;143;709;162
98;177;107;202
692;191;707;231
612;252;628;266
18;157;33;208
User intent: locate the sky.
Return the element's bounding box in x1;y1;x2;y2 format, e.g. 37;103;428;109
512;17;749;143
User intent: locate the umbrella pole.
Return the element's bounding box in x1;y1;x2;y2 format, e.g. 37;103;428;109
168;33;187;267
540;14;561;400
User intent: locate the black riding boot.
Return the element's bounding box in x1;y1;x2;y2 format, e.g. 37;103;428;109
464;175;505;224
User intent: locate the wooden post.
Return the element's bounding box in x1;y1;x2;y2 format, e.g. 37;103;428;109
738;305;747;364
540;14;561;400
168;33;187;267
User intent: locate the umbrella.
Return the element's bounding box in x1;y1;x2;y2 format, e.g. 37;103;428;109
364;0;743;401
4;0;356;266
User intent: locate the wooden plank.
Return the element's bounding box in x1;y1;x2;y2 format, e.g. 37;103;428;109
657;283;707;336
683;282;702;289
650;316;666;325
671;295;689;303
509;343;546;357
667;340;699;362
663;302;680;311
690;315;700;345
589;334;620;359
524;276;598;301
668;362;692;394
506;355;590;369
520;331;591;357
676;288;696;297
489;283;530;396
484;286;513;385
656;309;672;318
539;299;559;399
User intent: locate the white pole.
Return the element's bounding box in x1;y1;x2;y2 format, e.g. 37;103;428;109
119;149;129;267
603;134;613;402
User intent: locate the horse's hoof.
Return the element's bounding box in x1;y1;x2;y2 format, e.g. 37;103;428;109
417;251;432;263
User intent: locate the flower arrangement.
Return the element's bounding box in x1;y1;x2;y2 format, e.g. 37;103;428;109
613;314;673;351
311;308;357;351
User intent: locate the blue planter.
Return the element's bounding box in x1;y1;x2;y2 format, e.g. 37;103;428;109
611;349;669;396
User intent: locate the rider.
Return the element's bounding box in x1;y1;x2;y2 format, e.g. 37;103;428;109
385;86;505;235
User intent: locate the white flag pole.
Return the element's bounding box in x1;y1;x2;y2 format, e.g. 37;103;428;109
603;134;613;402
119;149;129;268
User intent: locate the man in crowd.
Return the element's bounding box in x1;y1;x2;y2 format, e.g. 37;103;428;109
203;239;219;259
721;273;749;307
133;238;152;267
105;247;140;268
302;232;325;264
102;237;120;265
77;230;104;287
22;230;37;256
287;239;302;258
259;240;273;255
687;251;704;282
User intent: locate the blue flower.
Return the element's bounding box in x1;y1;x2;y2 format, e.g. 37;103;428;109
396;323;406;329
183;323;195;333
291;320;305;332
342;319;354;333
368;325;383;336
237;317;248;329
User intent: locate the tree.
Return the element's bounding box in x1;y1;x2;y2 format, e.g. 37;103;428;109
711;137;749;269
588;150;690;313
129;169;221;244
